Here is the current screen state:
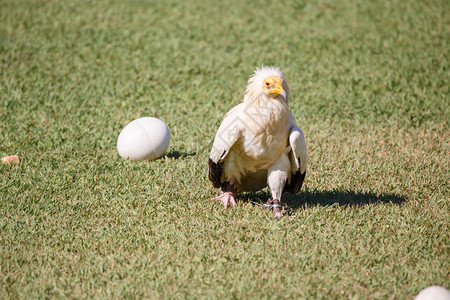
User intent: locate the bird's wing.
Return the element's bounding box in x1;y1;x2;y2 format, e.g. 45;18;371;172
283;124;307;194
208;104;244;188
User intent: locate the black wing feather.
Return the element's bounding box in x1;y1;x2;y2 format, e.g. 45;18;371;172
283;169;306;194
283;151;306;194
208;158;223;189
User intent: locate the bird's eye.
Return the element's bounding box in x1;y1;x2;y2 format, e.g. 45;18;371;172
265;82;270;86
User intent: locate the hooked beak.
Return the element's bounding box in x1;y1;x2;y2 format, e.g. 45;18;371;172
269;83;286;99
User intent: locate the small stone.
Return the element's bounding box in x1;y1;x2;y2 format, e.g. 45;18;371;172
1;155;20;164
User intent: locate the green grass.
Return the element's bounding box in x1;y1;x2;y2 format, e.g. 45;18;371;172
0;0;449;298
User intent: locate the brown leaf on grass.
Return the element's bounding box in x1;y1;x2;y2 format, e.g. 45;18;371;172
1;155;20;164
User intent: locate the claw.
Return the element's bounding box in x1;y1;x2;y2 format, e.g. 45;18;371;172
209;192;236;209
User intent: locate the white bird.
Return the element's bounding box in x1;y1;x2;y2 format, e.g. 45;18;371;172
208;66;307;217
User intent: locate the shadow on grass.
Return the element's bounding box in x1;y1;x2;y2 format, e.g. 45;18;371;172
286;189;406;209
241;188;406;209
165;151;196;159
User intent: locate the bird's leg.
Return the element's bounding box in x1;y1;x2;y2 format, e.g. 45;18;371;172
268;154;290;218
262;198;282;216
271;199;282;218
264;198;274;207
208;180;236;209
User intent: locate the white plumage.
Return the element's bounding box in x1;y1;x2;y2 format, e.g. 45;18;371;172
208;66;307;217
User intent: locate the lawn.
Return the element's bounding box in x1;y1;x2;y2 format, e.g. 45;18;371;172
0;0;449;298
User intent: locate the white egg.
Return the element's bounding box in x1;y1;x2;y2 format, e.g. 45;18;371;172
415;286;450;300
117;117;170;161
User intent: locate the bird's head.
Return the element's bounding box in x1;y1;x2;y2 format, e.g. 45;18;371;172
245;66;290;105
262;75;286;100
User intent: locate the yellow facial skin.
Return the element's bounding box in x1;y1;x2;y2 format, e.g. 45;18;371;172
262;76;286;99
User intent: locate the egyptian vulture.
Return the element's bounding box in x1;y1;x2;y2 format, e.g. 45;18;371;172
208;66;307;217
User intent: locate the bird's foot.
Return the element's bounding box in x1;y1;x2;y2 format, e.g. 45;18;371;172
264;198;274;208
272;199;282;218
263;198;283;218
209;192;236;209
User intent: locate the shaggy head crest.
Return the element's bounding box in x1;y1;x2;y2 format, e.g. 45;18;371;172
245;66;289;105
